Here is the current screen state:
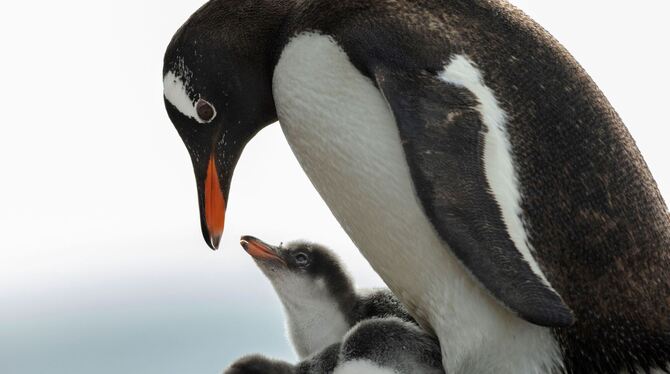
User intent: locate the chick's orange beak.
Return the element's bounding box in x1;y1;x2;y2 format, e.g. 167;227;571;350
240;236;285;264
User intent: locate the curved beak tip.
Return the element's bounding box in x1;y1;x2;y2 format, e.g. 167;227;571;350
239;236;283;263
209;234;222;251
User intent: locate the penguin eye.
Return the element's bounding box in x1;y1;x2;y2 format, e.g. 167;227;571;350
195;98;216;123
294;253;309;266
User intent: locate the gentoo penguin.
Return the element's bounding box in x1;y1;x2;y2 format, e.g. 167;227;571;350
224;319;443;374
224;354;295;374
239;235;414;358
335;317;443;374
163;1;670;372
224;343;339;374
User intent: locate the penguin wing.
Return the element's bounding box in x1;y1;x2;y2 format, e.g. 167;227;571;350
374;66;574;327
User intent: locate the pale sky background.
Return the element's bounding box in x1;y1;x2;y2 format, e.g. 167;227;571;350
0;1;668;373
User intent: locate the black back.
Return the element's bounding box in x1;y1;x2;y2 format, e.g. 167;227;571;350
352;289;415;326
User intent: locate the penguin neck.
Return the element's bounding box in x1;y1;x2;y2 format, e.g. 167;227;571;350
270;273;355;359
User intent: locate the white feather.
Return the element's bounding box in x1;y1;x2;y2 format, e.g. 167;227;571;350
267;272;350;359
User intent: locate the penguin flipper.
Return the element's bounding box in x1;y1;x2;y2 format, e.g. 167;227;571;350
374;67;575;328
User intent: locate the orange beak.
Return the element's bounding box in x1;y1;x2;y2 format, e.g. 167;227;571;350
204;154;226;249
240;236;285;264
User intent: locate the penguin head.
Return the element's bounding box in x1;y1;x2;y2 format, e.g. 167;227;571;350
224;354;294;374
163;1;285;250
240;236;355;304
239;236;344;276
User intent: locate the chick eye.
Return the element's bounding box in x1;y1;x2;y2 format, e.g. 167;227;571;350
294;253;309;266
196;98;216;123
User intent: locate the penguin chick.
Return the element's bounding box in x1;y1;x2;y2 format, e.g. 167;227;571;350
224;344;340;374
224;354;294;374
335;317;444;374
240;236;415;359
224;319;443;374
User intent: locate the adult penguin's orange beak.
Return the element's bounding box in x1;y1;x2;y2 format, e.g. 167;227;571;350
201;153;226;249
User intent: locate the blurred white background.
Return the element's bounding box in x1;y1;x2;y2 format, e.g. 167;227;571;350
0;1;668;373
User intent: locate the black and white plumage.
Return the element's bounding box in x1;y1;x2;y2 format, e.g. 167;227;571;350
335;317;443;374
231;238;441;374
224;344;339;374
239;236;415;358
164;1;670;372
224;319;443;374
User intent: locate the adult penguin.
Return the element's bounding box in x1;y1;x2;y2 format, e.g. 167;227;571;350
162;1;670;372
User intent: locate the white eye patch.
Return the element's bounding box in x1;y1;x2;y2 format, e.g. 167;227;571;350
163;71;216;123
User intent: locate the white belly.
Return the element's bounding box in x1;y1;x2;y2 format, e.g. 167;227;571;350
273;32;561;373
